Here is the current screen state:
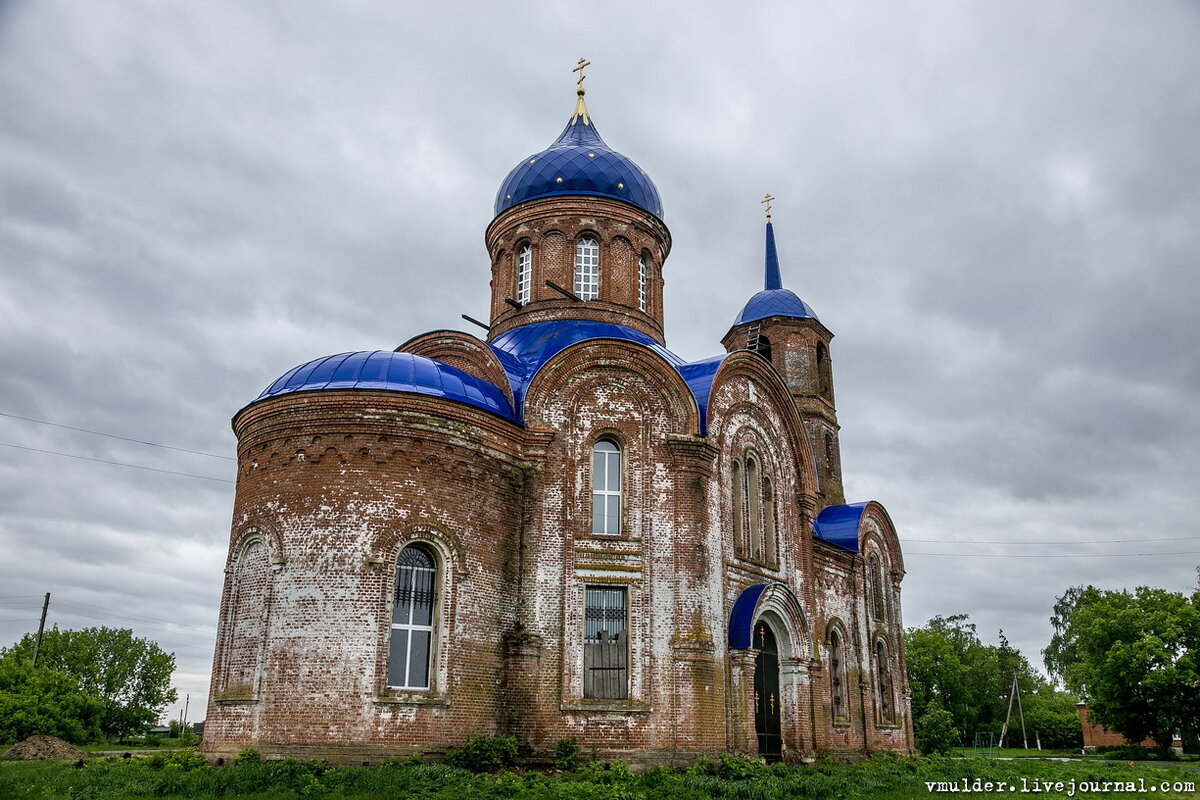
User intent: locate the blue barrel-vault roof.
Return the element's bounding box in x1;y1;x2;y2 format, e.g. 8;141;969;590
732;221;819;326
494;98;663;220
255;351;518;422
252;321;728;436
487;320;725;435
813;502;868;553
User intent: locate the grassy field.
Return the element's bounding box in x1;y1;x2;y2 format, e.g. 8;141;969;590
2;751;1198;800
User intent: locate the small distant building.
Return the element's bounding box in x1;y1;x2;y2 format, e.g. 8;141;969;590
1077;703;1181;751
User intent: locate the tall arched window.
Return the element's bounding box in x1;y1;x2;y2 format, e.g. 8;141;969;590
870;554;886;622
638;254;648;312
516;243;532;305
591;439;621;535
829;629;845;722
389;543;436;690
731;459;744;556
575;237;599;300
222;536;270;696
762;476;777;565
816;342;832;400
876;640;894;724
747;455;762;560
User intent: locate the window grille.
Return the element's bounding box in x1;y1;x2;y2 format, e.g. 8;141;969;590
591;439;621;535
388;544;436;690
516;243;532;305
575;237;599;300
584;586;627;699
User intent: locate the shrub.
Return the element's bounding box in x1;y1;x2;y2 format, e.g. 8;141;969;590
554;737;582;771
443;734;518;772
1097;744;1177;761
916;699;961;755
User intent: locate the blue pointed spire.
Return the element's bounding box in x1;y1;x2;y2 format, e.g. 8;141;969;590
764;221;783;290
732;217;820;326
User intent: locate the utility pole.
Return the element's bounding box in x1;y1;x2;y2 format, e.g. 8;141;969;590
31;592;50;667
182;694;190;732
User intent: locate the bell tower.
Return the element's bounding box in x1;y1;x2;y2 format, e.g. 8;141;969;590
722;204;844;505
484;62;671;343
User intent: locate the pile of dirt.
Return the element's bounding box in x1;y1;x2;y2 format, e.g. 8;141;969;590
2;735;87;760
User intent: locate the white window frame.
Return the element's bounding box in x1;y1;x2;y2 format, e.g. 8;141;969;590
638;255;648;312
575;237;600;300
591;439;621;535
516;243;532;305
388;544;436;690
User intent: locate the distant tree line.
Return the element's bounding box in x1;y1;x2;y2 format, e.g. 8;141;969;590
908;580;1200;756
0;626;177;745
905;614;1082;754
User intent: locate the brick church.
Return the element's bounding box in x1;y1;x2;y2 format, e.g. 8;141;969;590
203;71;913;764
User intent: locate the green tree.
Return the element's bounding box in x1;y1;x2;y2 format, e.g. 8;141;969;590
1044;585;1200;752
0;655;104;744
907;614;1079;750
4;627;177;741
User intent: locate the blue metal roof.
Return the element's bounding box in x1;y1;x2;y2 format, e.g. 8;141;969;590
728;584;769;649
488;320;723;435
733;222;820;326
494;111;663;219
256;351;517;422
813;502;868;553
252;322;726;435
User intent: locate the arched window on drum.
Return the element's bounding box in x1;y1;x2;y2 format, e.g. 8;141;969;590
388;543;438;690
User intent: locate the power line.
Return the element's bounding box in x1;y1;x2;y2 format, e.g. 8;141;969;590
0;441;234;484
907;550;1200;558
0;410;233;460
904;535;1200;545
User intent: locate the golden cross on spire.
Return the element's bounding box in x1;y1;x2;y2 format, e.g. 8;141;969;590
573;58;592;94
761;193;776;222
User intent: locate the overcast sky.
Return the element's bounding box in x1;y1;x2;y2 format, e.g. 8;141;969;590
1;1;1197;726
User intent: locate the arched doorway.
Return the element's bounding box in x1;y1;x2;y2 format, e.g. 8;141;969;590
753;620;782;761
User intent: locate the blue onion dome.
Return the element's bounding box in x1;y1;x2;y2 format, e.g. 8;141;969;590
494;90;663;219
256;351;516;421
733;220;819;325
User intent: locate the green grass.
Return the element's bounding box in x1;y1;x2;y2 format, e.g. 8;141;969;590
1;751;1197;800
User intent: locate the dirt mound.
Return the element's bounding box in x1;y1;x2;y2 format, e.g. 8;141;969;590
3;735;87;760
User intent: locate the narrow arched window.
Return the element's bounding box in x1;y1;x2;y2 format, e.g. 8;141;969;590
746;456;762;560
591;439;621;535
816;342;832;400
222;537;270;697
870;554;886;622
516;243;532;305
762;476;777;565
638;255;648;312
876;640;893;724
575;237;599;300
824;431;836;477
731;459;744;556
830;630;845;722
389;544;436;690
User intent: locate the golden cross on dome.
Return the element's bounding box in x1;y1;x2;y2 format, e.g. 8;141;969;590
573;58;592;93
762;193;776;222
